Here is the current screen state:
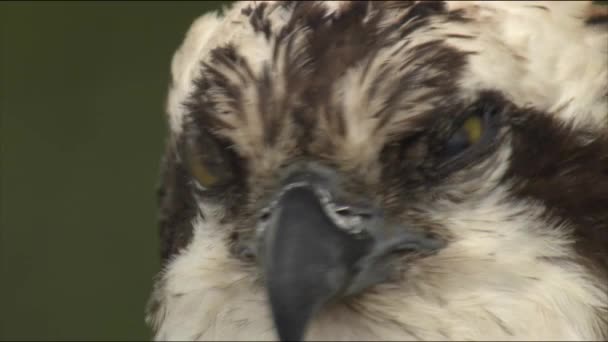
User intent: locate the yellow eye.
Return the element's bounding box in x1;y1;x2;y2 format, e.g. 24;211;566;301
189;155;220;188
442;115;485;157
462;116;483;144
182;134;235;190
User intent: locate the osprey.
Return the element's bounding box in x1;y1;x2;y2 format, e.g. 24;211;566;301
147;1;608;340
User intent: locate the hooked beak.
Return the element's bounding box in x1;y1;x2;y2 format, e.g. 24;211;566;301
258;167;444;341
262;185;371;341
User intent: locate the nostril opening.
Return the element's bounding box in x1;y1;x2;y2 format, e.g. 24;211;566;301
259;209;271;222
334;207;354;216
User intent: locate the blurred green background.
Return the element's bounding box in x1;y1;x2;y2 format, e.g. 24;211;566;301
2;1;608;341
1;1;229;340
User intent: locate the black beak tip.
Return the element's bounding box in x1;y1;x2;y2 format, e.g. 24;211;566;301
266;269;340;342
273;312;309;342
263;186;367;341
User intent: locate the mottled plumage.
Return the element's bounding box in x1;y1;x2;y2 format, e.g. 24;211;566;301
148;1;608;340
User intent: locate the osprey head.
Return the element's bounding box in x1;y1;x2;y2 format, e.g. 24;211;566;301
148;1;608;340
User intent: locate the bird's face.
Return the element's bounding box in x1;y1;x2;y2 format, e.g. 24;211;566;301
148;1;608;341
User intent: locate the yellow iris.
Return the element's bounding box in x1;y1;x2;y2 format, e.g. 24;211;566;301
462;116;483;144
190;158;219;188
183;135;234;190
